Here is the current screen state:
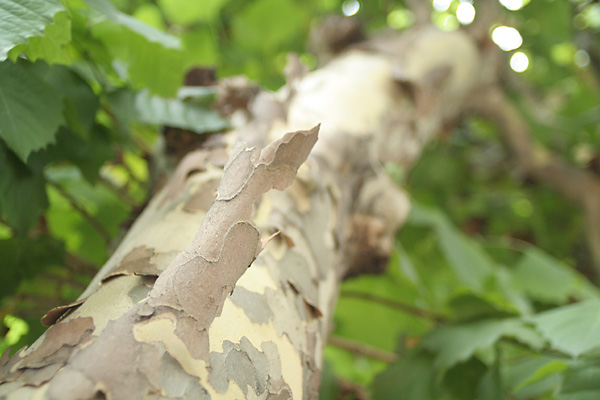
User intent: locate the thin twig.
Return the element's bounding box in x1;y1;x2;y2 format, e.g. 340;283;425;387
47;181;112;244
98;175;138;207
482;235;533;252
64;252;100;277
328;336;398;363
340;290;446;322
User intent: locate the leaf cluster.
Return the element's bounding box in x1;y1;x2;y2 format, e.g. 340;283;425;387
0;0;228;350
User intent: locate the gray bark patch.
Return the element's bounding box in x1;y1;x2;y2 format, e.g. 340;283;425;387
209;337;268;396
229;286;273;324
159;353;210;399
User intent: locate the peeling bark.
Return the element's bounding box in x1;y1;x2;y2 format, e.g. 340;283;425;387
0;25;483;399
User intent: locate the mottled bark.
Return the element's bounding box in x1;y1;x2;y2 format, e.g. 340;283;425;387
0;25;481;399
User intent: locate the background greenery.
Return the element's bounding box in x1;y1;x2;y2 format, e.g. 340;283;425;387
1;0;600;398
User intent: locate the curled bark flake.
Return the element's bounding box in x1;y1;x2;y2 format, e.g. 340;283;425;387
41;299;86;327
101;246;161;282
150;126;320;327
0;317;95;386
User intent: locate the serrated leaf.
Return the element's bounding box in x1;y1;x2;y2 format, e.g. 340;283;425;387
0;143;48;234
371;349;440;400
0;0;65;61
12;10;71;64
109;89;229;133
422;318;544;371
512;248;599;304
532;299;600;357
0;60;64;161
558;358;600;400
83;0;186;96
25;61;99;134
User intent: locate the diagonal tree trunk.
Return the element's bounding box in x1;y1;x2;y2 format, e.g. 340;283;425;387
0;24;482;399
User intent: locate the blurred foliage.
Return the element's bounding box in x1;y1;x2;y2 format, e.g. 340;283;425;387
1;0;600;399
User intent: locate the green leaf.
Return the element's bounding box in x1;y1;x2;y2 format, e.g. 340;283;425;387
558;358;600;400
532;299;600;357
422;319;544;371
447;290;519;321
108;89;229;133
371;349;440;400
512;248;599;304
11;10;72;64
25;61;100;134
515;360;569;393
181;27;218;65
478;364;504;400
176;86;218;106
158;0;230;25
410;204;494;291
38;125;115;183
82;0;185;96
232;0;308;51
45;165;130;264
0;143;48;234
85;0;180;49
318;361;340;400
443;357;489;400
0;60;64;161
323;345;387;386
92;22;185;97
132;4;166;31
0;0;65;61
0;236;64;298
437;222;495;291
336;268;430;351
506;355;564;399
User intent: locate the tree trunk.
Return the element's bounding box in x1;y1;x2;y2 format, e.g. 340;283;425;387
0;24;483;399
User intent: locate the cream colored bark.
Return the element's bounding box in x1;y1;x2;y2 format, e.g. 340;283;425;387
0;26;481;399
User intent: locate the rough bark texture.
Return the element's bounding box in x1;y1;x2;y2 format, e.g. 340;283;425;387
0;23;482;399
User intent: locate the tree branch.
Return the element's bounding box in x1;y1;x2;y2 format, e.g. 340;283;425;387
328;336;398;363
98;175;139;207
471;86;600;278
46;181;112;244
341;290;446;322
